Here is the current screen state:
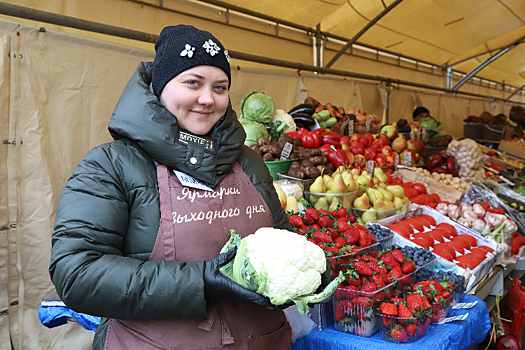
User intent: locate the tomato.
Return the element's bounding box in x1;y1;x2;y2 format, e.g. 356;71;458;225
411;238;430;249
470;247;489;257
431;228;451;240
412;216;431;229
460;234;478;248
428;230;445;244
388;223;410;239
413;183;427;195
436;222;457;237
455;255;478;269
448;241;465;255
478;245;494;253
395;221;415;234
403;217;424;232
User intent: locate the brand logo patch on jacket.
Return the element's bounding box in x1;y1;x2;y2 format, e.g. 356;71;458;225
176;130;217;153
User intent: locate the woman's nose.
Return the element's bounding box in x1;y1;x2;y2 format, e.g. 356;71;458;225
198;88;214;106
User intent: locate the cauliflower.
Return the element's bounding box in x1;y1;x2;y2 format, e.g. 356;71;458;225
272;109;296;134
220;228;344;315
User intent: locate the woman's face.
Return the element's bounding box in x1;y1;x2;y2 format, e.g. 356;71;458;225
160;65;230;135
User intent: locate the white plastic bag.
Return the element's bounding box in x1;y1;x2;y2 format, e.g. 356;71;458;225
283;305;316;342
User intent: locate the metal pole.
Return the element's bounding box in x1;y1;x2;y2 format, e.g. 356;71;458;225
505;83;525;101
324;0;403;68
446;67;452;90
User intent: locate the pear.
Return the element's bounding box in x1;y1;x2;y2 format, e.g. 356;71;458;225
273;183;287;209
401;195;410;204
384;199;395;209
386;185;405;198
310;176;326;194
323;175;334;191
356;175;370;189
345;175;357;192
330;197;344;211
324;190;335;204
333;165;346;176
314;196;329;211
373;199;390;211
393;196;404;207
373;167;388;184
332;174;347;194
367;188;384;205
285;196;299;214
351;168;361;176
353;193;371;210
309;193;319;205
378;187;394;201
362;210;378;224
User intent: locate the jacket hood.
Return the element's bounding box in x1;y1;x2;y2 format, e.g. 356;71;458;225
108;62;245;187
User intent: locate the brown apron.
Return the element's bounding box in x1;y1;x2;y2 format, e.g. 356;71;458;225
104;162;292;350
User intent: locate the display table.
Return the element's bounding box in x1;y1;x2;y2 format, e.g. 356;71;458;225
292;295;490;350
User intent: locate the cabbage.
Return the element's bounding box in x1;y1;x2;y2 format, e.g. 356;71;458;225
419;115;444;138
240;90;275;124
239;117;268;147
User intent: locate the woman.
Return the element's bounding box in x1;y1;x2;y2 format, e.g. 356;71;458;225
49;25;292;349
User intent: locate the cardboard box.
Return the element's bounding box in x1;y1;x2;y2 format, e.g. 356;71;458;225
395;167;463;203
498;140;525;160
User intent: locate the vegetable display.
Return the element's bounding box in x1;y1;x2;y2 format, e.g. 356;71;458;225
240;90;276;124
220;228;344;315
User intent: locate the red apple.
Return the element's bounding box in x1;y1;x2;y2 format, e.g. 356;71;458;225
350;133;361;141
354;154;366;168
386;155;395;165
342;143;351;152
375;133;390;146
340;136;351;147
364;147;376;161
391;135;407;153
350;143;364;155
400;149;416;164
370;141;383;154
346;151;355;165
381;145;392;156
406;140;425;156
380;125;398;141
358;136;370;147
366;134;375;144
374;154;387;167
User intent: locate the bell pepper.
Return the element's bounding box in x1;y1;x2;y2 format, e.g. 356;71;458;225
319;144;332;156
322;131;342;148
301;131;322;149
326;145;349;168
297;128;309;138
286;131;300;140
312;128;325;136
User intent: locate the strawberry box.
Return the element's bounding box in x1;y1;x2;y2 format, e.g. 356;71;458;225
377;313;430;343
430;293;453;324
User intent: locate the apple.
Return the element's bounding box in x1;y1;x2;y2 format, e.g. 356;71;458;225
375;154;387;167
406;140;425;156
386;155;395;165
381;145;392;156
358;135;370;147
366;134;375;144
340;135;351;147
350;143;364;155
354;154;366;168
364;147;376;161
400;149;416;164
346;151;355;165
380;125;398;141
370;141;383;154
391;135;407;153
375;133;390;146
350;133;361;141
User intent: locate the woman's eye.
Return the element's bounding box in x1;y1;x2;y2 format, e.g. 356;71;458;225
214;85;227;92
186;80;199;86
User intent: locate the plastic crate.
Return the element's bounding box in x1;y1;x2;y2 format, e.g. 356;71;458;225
430;293;453;324
377;313;430;343
304;189;365;212
351;204;409;224
264;158;297;181
463;122;484;140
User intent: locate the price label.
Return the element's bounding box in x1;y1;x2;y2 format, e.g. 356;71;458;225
365;116;372;132
404;152;412;166
452;301;478;309
280;142;293;161
174;170;213;192
348;120;354;136
366;160;375;175
394;154;400;166
340;119;349;133
437;313;469;324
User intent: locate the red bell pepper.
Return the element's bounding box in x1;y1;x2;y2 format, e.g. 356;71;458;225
297;128;309;138
322;131;342;148
312;128;325;136
319;144;332;156
326;145;349;168
285;131;300;140
301;131;322;149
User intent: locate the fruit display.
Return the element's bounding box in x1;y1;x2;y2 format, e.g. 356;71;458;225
430;270;467;304
411;279;454;324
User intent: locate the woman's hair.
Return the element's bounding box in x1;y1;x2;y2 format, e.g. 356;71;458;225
412;106;429;120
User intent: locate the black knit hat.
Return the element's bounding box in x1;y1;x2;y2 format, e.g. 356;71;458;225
152;25;231;97
413;106;430;120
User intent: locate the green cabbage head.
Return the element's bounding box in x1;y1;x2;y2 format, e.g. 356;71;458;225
240;91;275;124
239;117;269;147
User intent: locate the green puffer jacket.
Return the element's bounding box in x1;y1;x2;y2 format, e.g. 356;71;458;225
49;62;291;347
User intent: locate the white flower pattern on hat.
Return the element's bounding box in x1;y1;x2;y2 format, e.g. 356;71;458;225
180;44;195;58
224;49;230;63
203;39;220;56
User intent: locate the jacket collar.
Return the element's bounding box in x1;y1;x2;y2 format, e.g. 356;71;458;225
108;62;245;188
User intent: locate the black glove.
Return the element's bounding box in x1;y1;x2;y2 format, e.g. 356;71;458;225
315;270;332;294
203;247;274;308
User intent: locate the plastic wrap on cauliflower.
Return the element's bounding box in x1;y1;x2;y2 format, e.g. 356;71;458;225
219;228;344;315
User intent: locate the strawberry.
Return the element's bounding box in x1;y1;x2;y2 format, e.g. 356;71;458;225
324;246;339;256
401;259;416;274
383;315;396;328
351;296;372;309
371;274;386;288
379;302;398;316
391;297;405;304
353;224;368;231
389;325;408;342
334;303;345;322
380;252;400;269
342;228;360;245
391;249;404;263
336;219;353;233
334;285;358;300
406;323;417;337
389;265;403;279
312;231;332;243
365;260;382;274
360;254;378;263
358;230;368;247
289;215;303;228
353;261;373;276
333;236;346;248
317;216;333;228
441;291;452;299
347;214;356;223
360;281;378;293
406;293;426;316
398;303;414;319
305;208;319;221
302;213;315;225
336;207;348;218
348;273;362;287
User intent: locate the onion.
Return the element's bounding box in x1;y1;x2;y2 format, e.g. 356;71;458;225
436;203;449;216
471;219;486;233
472;203;486;217
458;218;471;228
462;209;478;223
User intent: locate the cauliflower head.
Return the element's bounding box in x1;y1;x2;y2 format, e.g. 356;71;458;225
243;227;326;302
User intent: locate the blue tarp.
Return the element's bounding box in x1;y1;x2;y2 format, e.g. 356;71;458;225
292;295;490;350
38;297;101;332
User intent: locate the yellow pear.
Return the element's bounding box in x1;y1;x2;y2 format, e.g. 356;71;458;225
351;168;361;176
345;175;357;192
384;199;395;209
362;210;378;224
356;175;370;189
285;196;299;214
273;183;287;209
314;196;329;211
386;185;405;198
353;193;371;210
367;188;384;205
373;199;390;211
309;194;319;205
401;195;410;204
393;196;404;207
330;197;344;211
333;165;346;176
323;175;334;191
310;176;326;193
378;187;394;201
373;167;388;184
332;174;347;194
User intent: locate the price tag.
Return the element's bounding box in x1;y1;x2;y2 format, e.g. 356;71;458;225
437;313;469;324
348;120;354;136
280;142;293;161
366;161;375;175
404;152;412;166
174;170;213;191
452;301;478;309
394;154;400;167
340;119;349;133
365;116;372;132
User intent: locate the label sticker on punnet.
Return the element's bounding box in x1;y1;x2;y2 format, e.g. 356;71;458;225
366;161;375;175
452;301;478;309
280;142;293;161
437;313;469;324
174;170;213;192
348;120;354;135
